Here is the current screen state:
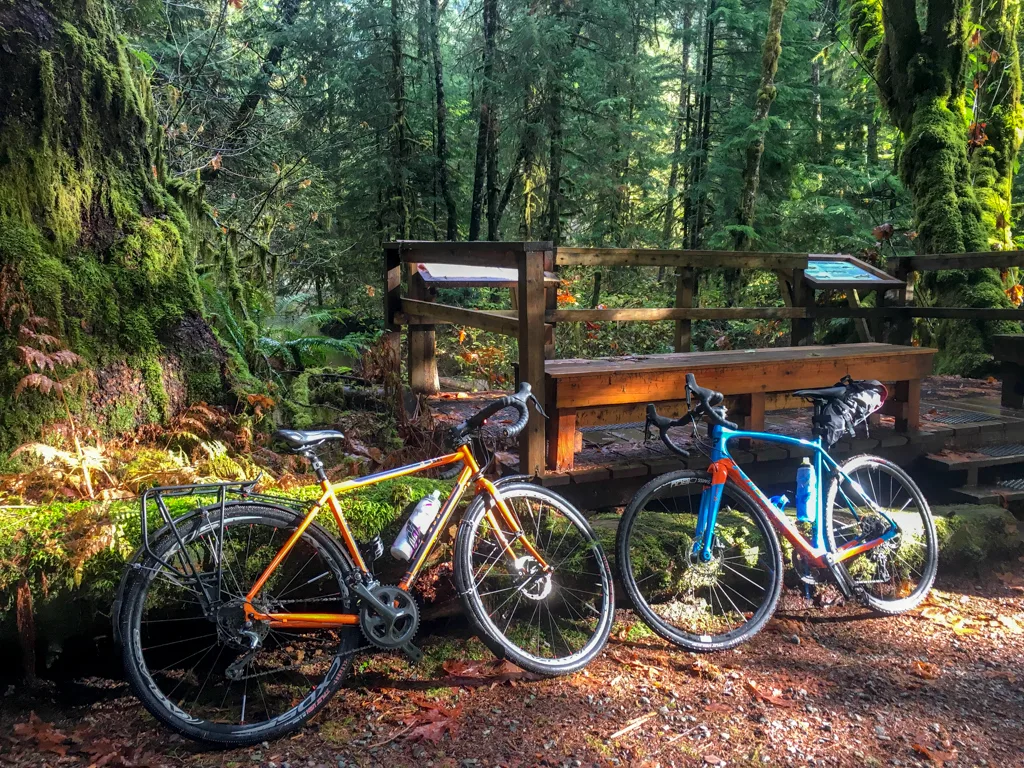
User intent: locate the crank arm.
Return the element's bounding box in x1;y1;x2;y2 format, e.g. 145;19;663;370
401;642;424;664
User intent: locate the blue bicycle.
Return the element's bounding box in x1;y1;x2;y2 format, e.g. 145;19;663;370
616;374;938;652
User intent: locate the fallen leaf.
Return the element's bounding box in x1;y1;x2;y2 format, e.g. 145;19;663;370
911;660;941;680
745;678;795;707
913;743;958;764
403;699;461;743
703;755;725;766
442;658;539;683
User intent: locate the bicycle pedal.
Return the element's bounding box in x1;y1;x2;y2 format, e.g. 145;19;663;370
401;642;424;664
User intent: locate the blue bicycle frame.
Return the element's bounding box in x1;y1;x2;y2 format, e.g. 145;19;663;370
692;424;901;569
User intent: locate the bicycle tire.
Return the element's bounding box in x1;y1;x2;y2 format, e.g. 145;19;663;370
454;482;614;675
118;503;360;746
825;454;938;614
616;470;784;652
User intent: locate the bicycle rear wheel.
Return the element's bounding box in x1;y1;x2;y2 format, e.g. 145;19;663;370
118;503;360;746
825;454;937;613
617;470;784;652
454;483;614;675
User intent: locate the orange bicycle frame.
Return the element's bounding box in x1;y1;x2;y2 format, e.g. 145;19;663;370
243;444;546;629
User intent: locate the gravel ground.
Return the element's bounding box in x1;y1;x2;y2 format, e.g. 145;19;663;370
3;567;1023;768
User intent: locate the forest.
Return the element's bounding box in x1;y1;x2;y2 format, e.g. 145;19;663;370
3;0;1024;766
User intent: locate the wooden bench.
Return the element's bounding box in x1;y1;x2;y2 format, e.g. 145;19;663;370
993;334;1024;408
544;343;936;472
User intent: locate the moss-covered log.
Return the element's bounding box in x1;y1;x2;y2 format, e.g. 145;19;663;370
0;0;224;455
849;0;1022;375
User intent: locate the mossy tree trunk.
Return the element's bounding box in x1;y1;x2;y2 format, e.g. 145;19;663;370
0;0;218;453
970;0;1023;249
850;0;1021;375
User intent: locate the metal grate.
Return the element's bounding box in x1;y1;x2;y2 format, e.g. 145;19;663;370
926;406;1001;425
978;443;1024;458
580;421;646;433
997;477;1024;491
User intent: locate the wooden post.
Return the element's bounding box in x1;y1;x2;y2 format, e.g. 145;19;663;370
791;268;813;346
893;379;921;432
673;267;696;352
383;245;404;409
544;249;557;360
893;258;913;345
407;263;440;394
518;248;547;477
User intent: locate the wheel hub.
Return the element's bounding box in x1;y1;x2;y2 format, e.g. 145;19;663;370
513;556;552;601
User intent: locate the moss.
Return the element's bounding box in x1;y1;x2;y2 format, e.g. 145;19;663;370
932;504;1023;568
0;476;455;626
139;356;170;423
183;350;224;404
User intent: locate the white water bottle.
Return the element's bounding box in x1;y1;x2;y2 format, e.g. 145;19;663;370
391;490;442;561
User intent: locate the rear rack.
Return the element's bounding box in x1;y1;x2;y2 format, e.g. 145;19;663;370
140;479;261;607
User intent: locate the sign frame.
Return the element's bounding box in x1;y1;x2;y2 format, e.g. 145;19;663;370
803;254;905;290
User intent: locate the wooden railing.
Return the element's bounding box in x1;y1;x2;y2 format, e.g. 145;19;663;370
383;241;1024;476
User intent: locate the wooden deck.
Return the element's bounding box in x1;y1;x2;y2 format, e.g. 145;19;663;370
428;375;1024;509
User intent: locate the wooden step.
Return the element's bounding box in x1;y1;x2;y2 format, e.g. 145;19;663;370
949;482;1024;505
924;443;1024;478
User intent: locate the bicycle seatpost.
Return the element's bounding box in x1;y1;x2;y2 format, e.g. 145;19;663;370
301;449;329;483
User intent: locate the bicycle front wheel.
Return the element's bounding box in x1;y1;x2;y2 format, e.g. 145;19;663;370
454;483;614;675
617;470;784;652
825;454;938;614
118;503;360;746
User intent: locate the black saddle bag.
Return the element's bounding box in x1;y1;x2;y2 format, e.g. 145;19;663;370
811;376;887;447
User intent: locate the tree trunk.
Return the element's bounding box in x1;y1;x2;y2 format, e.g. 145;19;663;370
545;81;564;244
970;0;1022;250
429;0;457;240
390;0;411;239
0;0;218;454
850;0;1020;375
469;0;497;241
685;6;716;249
733;0;789;251
16;579;36;683
662;7;692;251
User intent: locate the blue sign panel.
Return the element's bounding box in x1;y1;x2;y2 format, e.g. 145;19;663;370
806;259;882;282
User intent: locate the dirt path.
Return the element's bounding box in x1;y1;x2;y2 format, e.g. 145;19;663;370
4;569;1024;768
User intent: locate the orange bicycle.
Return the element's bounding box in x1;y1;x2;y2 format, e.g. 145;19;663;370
113;383;613;745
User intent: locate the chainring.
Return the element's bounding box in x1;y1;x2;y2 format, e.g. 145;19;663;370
358;584;420;650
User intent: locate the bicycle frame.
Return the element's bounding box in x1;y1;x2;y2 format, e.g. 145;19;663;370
693;425;899;570
242;443;548;629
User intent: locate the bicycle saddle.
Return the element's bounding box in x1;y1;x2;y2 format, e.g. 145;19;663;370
793;385;848;400
273;429;345;451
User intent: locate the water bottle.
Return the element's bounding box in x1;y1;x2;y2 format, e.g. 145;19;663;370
795;457;817;524
391;490;442;561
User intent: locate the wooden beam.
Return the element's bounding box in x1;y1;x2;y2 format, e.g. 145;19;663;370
902;251;1024;271
554;248;808;270
519;249;548;477
547;306;806;322
811;306;1024;321
387;241;552;269
548;347;935;409
399;298;519;336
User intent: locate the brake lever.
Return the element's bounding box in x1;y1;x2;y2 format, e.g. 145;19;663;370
527;394;548;419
